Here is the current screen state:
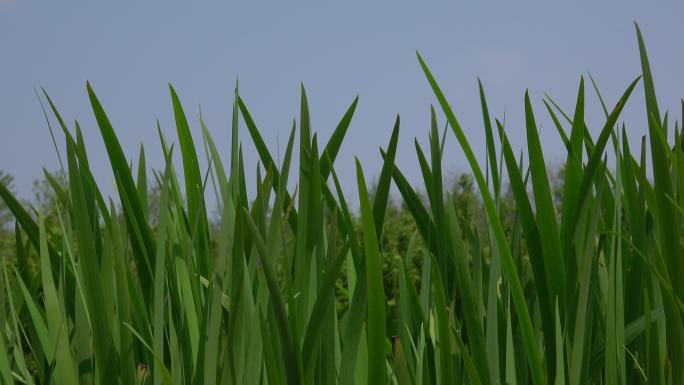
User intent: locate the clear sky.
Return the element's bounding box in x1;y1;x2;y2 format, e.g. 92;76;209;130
1;3;683;207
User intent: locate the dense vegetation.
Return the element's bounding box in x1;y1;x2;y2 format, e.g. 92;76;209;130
1;24;683;385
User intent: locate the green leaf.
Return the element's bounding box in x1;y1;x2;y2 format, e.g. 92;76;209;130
320;96;359;180
356;159;387;385
636;22;684;381
497;120;556;378
373;115;400;239
478;79;500;196
169;84;211;277
418;51;547;385
301;240;351;380
447;202;490;384
524;90;566;311
87;82;155;298
430;254;453;385
38;213;79;385
243;208;303;385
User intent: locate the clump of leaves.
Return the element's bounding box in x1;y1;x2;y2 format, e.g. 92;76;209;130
0;23;682;385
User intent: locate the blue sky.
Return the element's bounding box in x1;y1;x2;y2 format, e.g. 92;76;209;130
1;3;683;207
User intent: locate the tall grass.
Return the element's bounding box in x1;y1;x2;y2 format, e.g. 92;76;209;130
1;23;683;385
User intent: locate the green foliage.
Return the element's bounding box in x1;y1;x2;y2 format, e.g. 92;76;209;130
0;24;682;385
0;172;14;229
0;172;15;266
